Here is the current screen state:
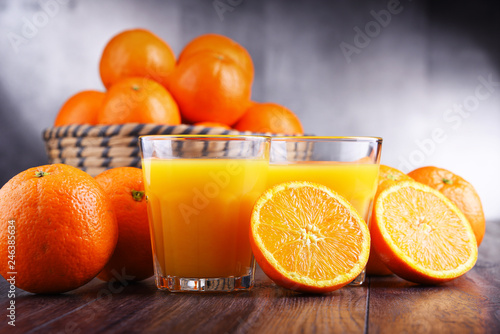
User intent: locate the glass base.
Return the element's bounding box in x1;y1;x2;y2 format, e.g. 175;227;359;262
155;273;255;292
349;269;366;286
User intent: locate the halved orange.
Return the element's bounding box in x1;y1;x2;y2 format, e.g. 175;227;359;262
408;166;485;246
372;181;478;284
375;165;414;197
250;181;371;293
366;165;414;276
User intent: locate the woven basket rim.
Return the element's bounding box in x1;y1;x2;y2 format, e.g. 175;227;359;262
42;123;313;176
42;123;306;140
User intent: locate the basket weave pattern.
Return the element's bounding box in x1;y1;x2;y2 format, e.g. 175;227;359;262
43;123;289;176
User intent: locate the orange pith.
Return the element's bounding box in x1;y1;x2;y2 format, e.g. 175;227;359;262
372;181;478;284
366;165;413;276
250;181;370;293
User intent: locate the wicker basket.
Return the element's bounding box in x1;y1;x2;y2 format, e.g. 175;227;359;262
43;123;313;176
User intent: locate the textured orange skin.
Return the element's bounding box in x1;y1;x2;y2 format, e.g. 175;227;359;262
95;167;153;282
365;250;392;276
250;233;353;294
99;29;176;89
408;166;485;246
54;90;105;126
178;33;254;81
372;181;477;285
0;164;118;294
167;51;252;125
366;165;413;276
233;103;304;135
374;165;414;199
193;122;232;130
98;77;180;125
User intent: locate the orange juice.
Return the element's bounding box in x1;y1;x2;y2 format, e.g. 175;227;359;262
142;158;268;278
268;162;379;220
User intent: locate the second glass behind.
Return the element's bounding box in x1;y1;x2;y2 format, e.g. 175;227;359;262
269;136;382;285
140;135;270;292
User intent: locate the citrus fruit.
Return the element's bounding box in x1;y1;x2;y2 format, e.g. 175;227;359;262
233;102;304;134
98;77;181;125
375;165;414;196
408;166;485;246
366;165;413;276
372;181;478;284
95;167;153;282
54;90;104;126
100;29;176;89
167;51;252;125
193;122;231;130
0;164;118;294
178;33;254;81
250;181;371;293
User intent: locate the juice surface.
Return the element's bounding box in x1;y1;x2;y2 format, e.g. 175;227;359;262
268;162;379;220
143;158;268;278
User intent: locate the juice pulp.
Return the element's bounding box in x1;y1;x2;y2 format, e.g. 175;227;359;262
268;162;379;220
142;158;268;278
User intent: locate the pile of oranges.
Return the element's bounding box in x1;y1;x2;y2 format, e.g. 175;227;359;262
54;29;304;135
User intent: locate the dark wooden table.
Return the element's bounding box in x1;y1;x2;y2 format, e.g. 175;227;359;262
1;221;499;334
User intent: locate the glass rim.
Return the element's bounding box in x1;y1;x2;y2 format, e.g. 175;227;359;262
270;136;383;143
139;134;271;142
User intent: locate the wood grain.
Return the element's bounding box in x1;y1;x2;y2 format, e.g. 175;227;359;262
0;221;498;333
367;220;500;334
367;264;500;334
14;269;367;334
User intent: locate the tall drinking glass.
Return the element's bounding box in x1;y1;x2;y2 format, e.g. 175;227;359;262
268;136;382;285
140;135;270;292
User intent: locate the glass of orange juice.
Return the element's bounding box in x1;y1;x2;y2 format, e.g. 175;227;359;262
140;135;270;292
269;136;382;285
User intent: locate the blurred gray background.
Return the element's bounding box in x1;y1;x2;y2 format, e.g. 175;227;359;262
0;0;499;220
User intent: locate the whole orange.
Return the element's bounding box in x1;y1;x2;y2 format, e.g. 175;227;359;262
0;164;118;294
193;122;231;130
98;77;181;125
178;34;254;81
408;166;485;246
233;102;304;134
167;51;252;125
54;90;105;126
95;167;153;282
366;165;414;276
100;29;176;89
